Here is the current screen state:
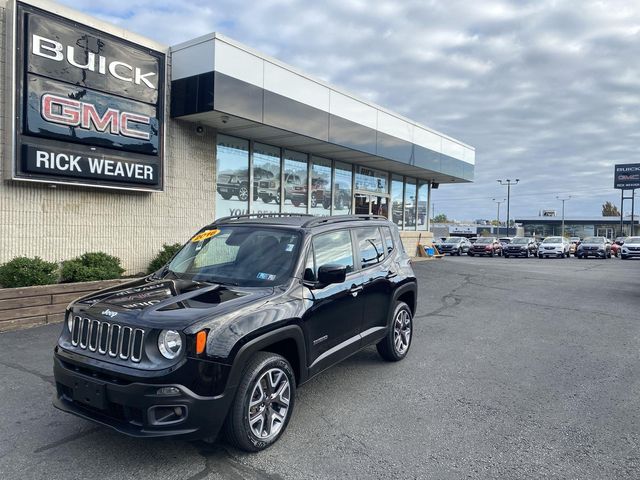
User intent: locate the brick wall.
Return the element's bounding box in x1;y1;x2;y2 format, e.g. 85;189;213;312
0;3;218;275
400;231;434;257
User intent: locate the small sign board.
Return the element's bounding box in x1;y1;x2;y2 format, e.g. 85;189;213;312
614;163;640;190
449;225;477;235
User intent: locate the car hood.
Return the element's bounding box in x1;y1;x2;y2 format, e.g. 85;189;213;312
70;276;274;330
541;243;563;247
580;242;605;247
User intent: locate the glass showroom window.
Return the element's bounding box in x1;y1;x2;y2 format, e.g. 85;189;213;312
282;150;308;214
391;174;404;228
404;178;417;231
333;161;353;214
416;182;429;230
216;135;249;220
310;157;332;216
252;143;281;214
354;166;388;195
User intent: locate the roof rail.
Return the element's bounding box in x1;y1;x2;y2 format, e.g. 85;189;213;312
301;214;388;228
215;212;313;224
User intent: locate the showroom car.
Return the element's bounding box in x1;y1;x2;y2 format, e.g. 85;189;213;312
620;236;640;259
503;237;538;258
437;237;472;256
538;236;571;258
576;236;612;259
468;237;502;256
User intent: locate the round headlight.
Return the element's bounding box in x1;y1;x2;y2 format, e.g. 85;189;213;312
66;313;73;333
158;330;183;359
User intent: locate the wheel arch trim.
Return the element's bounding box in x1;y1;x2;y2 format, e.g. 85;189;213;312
226;325;308;390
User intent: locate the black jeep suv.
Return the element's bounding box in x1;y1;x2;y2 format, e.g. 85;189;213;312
53;214;417;451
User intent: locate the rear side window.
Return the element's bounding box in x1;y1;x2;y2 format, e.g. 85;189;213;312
311;230;354;277
355;227;385;268
382;227;394;254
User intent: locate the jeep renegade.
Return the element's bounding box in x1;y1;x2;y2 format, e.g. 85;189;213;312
53;214;417;451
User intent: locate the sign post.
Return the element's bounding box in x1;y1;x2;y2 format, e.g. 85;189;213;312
614;164;640;236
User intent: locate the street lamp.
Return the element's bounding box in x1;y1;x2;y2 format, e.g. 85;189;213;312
497;179;519;235
557;196;571;237
492;198;505;236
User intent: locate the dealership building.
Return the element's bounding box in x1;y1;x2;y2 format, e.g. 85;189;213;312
0;0;475;273
516;216;639;239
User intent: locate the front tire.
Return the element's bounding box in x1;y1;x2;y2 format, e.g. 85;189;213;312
222;352;295;452
377;301;413;362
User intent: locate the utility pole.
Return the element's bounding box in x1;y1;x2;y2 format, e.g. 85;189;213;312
492;198;505;236
497;179;519;236
556;195;571;237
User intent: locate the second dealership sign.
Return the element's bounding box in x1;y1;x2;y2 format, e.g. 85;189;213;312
11;2;165;191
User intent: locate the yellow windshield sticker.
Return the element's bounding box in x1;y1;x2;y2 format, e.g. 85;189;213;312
191;229;220;243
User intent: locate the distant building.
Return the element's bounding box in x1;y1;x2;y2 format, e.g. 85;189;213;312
515;216;639;238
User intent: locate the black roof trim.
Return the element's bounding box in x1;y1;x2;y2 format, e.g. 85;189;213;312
301;214;388;228
215;213;312;224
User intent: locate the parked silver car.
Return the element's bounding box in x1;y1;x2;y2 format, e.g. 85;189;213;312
437;237;472;256
576;236;611;259
538;236;570;258
620;236;640;259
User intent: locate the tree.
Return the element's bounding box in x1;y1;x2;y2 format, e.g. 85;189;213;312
433;213;448;223
602;201;620;216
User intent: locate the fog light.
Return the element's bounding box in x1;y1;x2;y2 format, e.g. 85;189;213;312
156;386;180;396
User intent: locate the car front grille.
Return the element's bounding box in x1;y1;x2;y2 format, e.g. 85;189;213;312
70;316;144;363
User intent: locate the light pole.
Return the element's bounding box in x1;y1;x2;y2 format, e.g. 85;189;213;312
497;179;519;236
557;195;571;237
492;198;505;236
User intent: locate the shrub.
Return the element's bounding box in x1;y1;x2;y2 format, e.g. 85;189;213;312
61;252;125;283
147;243;182;274
0;256;58;288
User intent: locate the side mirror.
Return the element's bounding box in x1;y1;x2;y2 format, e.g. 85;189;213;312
317;264;347;286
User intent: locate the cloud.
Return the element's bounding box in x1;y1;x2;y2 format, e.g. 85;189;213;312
60;0;640;220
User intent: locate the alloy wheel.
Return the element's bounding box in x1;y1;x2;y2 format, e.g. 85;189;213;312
238;186;249;201
393;309;411;355
247;368;291;441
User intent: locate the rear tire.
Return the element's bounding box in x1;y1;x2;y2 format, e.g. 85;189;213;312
222;352;295;452
377;301;413;362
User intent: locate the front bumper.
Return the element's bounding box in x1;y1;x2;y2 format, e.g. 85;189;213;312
538;248;565;256
578;249;606;257
53;354;233;440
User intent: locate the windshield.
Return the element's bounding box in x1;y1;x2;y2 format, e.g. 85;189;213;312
444;237;461;243
583;237;603;243
475;238;492;244
626;237;640;243
166;226;302;287
511;238;529;244
542;237;562;243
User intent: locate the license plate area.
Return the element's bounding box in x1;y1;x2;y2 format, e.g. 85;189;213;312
72;377;107;410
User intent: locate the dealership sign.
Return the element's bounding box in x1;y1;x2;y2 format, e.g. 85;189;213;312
614;163;640;190
449;225;477;235
10;2;165;191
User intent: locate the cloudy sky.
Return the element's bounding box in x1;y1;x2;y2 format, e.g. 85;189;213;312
62;0;640;221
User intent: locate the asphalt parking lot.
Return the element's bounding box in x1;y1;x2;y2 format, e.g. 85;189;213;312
0;256;638;479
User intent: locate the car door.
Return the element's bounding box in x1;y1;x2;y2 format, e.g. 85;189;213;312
354;226;394;344
302;229;364;376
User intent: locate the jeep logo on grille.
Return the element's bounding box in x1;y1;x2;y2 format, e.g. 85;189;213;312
101;309;118;318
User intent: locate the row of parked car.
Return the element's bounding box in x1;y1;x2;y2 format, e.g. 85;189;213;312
434;235;640;259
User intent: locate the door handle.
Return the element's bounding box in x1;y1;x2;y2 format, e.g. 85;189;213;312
386;271;397;279
349;285;363;297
